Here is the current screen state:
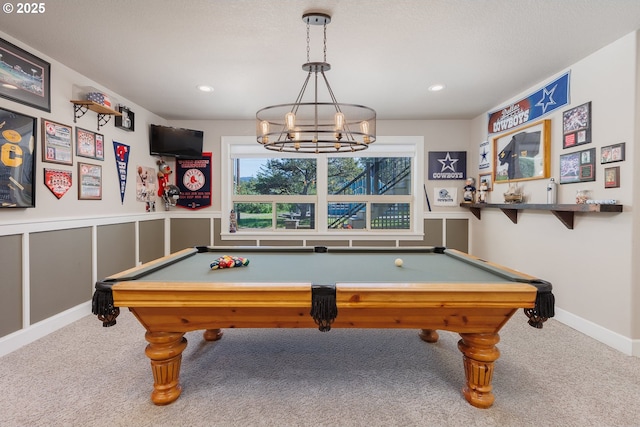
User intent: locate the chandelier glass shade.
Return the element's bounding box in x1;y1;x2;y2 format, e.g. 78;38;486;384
256;13;376;153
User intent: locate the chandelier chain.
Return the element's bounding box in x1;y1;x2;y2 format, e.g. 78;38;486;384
306;22;310;63
323;22;327;62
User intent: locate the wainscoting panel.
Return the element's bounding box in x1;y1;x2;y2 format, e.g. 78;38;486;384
170;218;211;252
446;218;469;252
97;223;136;279
0;234;22;336
29;228;92;324
139;219;165;263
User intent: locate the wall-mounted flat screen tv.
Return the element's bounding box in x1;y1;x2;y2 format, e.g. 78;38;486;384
149;124;204;158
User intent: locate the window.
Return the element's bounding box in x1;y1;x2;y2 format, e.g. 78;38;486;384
222;136;423;236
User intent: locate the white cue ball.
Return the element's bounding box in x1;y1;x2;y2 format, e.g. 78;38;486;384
394;258;403;267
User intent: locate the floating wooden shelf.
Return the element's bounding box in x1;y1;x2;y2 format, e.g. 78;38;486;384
460;202;623;229
70;100;122;130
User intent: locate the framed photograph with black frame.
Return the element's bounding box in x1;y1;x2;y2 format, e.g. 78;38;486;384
0;107;37;207
493;119;551;183
604;166;620;188
0;37;51;112
562;102;591;149
559;147;596;184
114;105;135;131
600;142;625;164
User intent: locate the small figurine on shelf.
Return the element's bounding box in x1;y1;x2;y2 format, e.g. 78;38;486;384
157;159;180;210
478;181;488;203
463;177;476;203
229;209;238;233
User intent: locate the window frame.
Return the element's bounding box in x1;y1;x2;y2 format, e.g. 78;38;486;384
221;136;424;239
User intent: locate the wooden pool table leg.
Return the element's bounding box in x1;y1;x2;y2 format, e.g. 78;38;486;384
457;332;501;409
419;329;439;343
203;328;224;341
144;331;188;405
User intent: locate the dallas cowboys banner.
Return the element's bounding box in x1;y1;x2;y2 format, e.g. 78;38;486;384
428;151;467;180
487;72;570;135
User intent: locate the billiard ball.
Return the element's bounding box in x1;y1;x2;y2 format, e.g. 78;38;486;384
394;258;403;267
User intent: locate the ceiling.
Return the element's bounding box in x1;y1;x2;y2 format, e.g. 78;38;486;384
2;0;640;121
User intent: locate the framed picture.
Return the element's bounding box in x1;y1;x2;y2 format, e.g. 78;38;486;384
0;37;51;112
0;107;37;208
95;133;104;160
44;168;73;199
562;102;591;149
114;105;135;131
600;142;625;164
559;147;596;184
479;173;493;191
78;162;102;200
604;166;620;188
493;119;551;183
42;119;73;165
76;127;96;159
75;127;104;160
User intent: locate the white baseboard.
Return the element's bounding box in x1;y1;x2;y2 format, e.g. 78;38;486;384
554;307;638;357
0;301;91;358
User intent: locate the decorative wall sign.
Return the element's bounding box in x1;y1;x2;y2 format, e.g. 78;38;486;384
114;105;135;131
175;152;212;210
600;142;625;164
113;141;130;204
42;119;72;165
559;147;596;184
0;37;51;112
433;187;458;206
487;72;569;134
78;162;102;200
427;151;466;180
493;119;551;183
604;166;620;188
478;140;490;171
562;102;591;149
0;107;37;207
44;168;72;199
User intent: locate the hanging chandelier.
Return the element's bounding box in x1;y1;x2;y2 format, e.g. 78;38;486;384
256;12;376;153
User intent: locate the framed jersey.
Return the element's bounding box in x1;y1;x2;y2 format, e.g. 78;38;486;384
0;107;37;208
493;119;551;184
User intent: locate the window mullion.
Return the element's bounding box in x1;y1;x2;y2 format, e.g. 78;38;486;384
316;154;328;231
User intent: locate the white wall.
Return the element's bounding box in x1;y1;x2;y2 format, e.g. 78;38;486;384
469;32;638;355
0;31;167;232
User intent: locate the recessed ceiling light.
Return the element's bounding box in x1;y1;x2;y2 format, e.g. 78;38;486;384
428;84;445;92
197;85;214;93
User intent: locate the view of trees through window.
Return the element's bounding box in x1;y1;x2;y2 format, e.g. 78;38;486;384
232;156;412;231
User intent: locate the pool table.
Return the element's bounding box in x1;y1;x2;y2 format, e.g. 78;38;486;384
92;246;554;409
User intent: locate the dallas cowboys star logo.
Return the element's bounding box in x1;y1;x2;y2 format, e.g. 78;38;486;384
535;83;558;114
480;148;489;165
438;152;459;172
